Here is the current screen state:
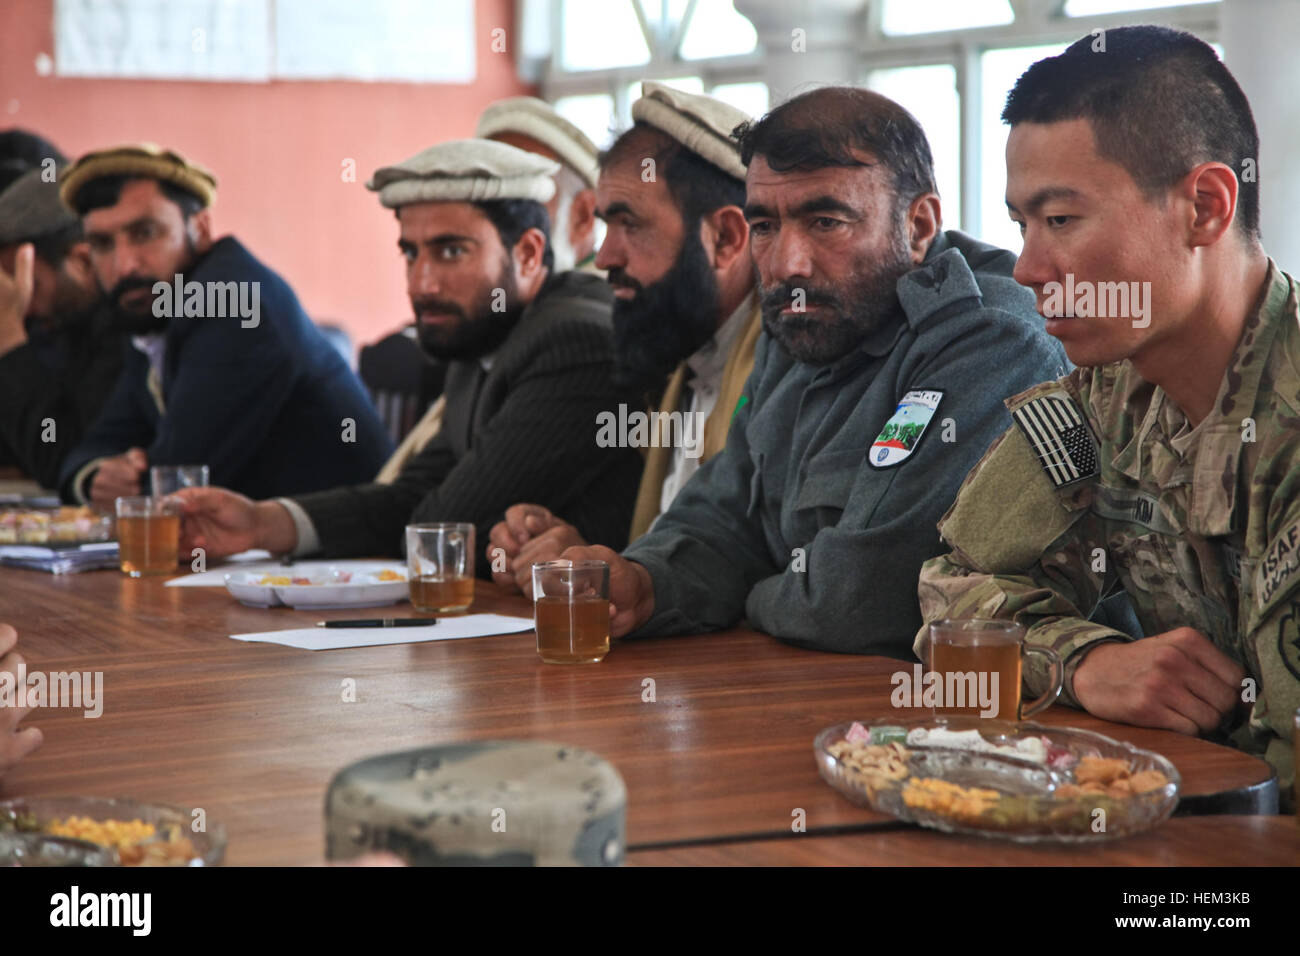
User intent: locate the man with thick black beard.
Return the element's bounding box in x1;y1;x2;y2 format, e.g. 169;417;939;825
487;84;761;594
176;141;643;568
562;87;1069;659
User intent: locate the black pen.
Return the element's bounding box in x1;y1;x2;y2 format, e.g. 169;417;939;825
316;618;438;628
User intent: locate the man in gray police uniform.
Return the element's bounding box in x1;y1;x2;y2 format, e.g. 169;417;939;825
563;86;1069;658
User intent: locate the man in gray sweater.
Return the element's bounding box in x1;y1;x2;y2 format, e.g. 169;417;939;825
563;87;1069;658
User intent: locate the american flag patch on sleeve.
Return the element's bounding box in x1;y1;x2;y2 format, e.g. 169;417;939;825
1011;391;1099;489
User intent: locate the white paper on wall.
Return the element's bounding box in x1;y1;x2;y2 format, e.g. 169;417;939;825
55;0;273;81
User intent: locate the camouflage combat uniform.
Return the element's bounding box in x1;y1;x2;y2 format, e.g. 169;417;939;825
916;262;1300;810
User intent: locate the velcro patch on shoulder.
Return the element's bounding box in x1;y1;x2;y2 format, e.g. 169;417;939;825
1010;390;1099;489
1255;514;1300;617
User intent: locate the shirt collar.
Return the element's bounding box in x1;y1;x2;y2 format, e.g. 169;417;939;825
685;290;756;385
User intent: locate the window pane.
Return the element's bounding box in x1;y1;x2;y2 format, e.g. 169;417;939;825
554;93;618;150
562;0;650;71
1065;0;1216;16
866;65;961;231
979;43;1068;254
680;0;758;60
881;0;1013;36
709;81;769;118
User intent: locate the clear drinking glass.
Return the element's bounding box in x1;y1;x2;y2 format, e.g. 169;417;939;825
925;619;1063;720
114;495;181;577
149;464;210;497
405;522;475;614
532;560;610;664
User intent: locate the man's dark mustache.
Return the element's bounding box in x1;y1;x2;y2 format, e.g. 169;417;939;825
109;277;156;307
760;283;841;315
605;269;643;294
412;298;468;321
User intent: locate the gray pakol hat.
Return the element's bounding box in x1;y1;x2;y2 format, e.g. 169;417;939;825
630;82;749;181
0;167;78;246
367;139;560;209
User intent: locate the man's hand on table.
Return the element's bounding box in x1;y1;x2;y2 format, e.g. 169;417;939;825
1072;626;1247;736
0;243;33;357
89;448;148;505
0;623;44;777
487;504;589;594
175;486;298;560
559;545;654;638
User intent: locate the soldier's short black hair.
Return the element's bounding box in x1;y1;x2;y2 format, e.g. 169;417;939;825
733;86;937;218
598;122;747;230
1002;25;1260;241
0;128;66;192
72;173;205;220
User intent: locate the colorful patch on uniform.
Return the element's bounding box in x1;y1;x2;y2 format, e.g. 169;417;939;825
869;389;943;468
1010;391;1099;489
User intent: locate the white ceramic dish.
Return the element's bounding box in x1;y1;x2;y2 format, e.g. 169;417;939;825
224;563;409;609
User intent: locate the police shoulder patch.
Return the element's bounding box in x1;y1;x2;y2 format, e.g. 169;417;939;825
870;389;943;468
1010;390;1099;489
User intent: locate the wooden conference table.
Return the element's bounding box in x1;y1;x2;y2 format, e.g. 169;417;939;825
0;567;1290;866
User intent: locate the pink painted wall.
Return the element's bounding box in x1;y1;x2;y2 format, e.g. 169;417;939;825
0;0;534;349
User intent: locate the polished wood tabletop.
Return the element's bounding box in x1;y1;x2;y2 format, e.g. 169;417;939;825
629;816;1300;866
0;567;1282;865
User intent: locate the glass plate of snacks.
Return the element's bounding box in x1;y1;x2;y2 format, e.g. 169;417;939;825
0;797;226;866
0;506;113;545
814;716;1180;843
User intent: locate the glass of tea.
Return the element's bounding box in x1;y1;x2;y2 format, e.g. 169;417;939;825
150;464;209;497
405;522;475;615
114;495;181;577
926;619;1062;720
532;560;610;664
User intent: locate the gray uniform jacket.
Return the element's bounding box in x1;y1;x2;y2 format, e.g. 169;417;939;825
621;230;1069;657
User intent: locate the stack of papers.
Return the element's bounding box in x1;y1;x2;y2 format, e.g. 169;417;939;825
0;541;120;574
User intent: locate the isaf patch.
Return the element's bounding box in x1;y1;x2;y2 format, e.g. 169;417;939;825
1256;517;1300;615
870;389;943;468
1011;391;1099;489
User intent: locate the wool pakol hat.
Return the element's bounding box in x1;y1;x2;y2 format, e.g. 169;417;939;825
367;139;559;209
630;82;749;181
59;143;217;211
475;97;599;188
0;167;78;245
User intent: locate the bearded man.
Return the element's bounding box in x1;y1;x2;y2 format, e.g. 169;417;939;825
176;140;643;567
562;87;1068;658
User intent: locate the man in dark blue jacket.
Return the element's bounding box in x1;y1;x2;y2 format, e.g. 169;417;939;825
55;144;391;504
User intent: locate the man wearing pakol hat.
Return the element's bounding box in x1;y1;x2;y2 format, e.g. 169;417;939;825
476;96;599;274
55;144;392;505
488;83;764;595
174;140;644;566
563;87;1069;659
368;95;607;486
0;166;124;490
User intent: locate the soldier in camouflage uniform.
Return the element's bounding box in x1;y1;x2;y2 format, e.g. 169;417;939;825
915;26;1299;810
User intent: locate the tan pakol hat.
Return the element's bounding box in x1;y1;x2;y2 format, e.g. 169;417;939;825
59;143;217;211
631;82;749;181
367;139;559;209
0;167;79;245
475;96;600;188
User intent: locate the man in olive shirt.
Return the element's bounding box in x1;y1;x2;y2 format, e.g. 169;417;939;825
563;87;1067;658
917;27;1298;808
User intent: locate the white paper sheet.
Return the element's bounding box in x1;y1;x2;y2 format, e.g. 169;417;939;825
230;613;534;650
